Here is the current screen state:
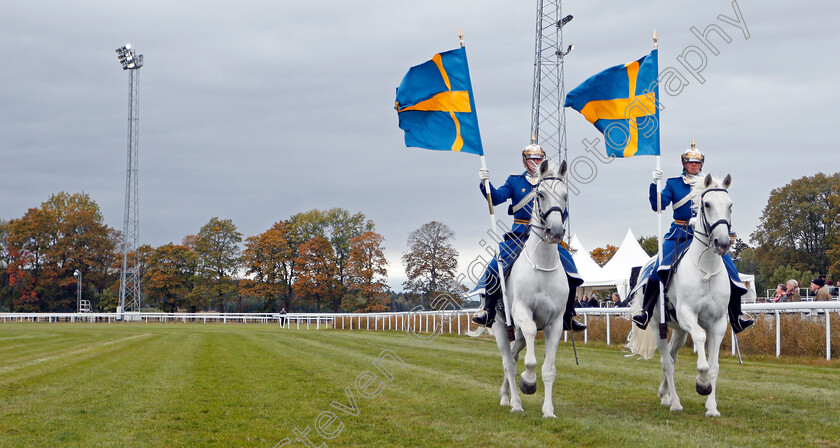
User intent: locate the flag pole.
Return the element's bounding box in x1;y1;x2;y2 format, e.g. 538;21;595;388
480;156;512;327
462;28;512;327
653;29;667;339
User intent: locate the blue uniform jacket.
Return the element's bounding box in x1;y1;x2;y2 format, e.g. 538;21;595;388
645;175;745;295
471;172;582;298
649;176;694;241
480;172;536;234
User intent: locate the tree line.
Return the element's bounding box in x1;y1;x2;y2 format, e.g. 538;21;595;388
0;194;467;314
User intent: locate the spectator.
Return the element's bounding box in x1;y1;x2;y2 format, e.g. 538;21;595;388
587;295;600;308
786;280;801;302
811;278;831;301
773;284;788;303
573;296;583;309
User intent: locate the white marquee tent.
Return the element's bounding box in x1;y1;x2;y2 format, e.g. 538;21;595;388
572;228;758;303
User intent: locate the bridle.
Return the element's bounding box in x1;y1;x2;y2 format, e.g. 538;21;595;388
521;175;568;272
531;175;568;236
692;187;731;249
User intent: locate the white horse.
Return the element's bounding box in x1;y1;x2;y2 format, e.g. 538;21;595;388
627;174;735;417
491;159;570;418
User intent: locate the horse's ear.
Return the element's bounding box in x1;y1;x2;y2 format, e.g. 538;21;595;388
703;173;714;189
539;159;550;177
558;160;568;177
722;174;732;189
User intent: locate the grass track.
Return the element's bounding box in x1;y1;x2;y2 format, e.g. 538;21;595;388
0;323;838;448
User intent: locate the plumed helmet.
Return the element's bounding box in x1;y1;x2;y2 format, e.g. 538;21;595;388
681;139;705;165
522;143;546;160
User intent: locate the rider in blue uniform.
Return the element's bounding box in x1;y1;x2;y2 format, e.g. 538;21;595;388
470;144;586;332
631;142;754;334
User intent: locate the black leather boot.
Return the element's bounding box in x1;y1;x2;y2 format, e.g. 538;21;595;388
563;290;586;332
730;313;754;334
632;277;660;330
472;291;499;327
564;317;587;332
728;291;754;334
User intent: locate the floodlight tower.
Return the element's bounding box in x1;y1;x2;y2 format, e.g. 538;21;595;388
530;1;574;226
115;43;144;318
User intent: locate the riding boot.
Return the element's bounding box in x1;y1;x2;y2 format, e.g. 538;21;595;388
632;277;660;329
563;292;586;332
728;294;754;334
472;290;499;327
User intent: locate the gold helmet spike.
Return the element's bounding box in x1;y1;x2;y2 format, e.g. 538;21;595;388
681;138;704;164
522;144;546;160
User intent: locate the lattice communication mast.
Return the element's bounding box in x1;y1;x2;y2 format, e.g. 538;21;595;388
530;0;574;230
115;44;144;318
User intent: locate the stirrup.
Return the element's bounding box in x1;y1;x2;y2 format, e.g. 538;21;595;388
564;318;586;332
471;310;490;327
731;314;754;334
632;311;650;329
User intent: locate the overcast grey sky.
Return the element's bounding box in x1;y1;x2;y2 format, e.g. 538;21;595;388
2;1;838;290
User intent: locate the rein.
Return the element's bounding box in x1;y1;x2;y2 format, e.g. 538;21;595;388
522;175;567;272
690;187;730;280
692;188;731;249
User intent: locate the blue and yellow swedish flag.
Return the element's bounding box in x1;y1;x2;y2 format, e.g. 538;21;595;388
565;50;660;158
395;47;483;156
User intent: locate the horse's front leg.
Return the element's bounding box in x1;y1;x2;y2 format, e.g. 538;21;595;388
492;319;522;411
677;304;712;398
703;317;728;417
540;319;564;418
657;328;683;412
516;310;538;397
659;328;687;410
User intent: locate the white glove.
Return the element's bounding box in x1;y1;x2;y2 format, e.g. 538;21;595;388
651;169;663;182
479;168;490;182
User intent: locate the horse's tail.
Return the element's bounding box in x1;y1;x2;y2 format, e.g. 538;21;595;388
624;289;658;360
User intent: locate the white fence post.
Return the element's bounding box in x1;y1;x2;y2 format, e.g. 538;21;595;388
776;311;781;358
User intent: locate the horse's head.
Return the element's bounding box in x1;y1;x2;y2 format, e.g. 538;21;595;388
692;173;733;256
533;159;568;244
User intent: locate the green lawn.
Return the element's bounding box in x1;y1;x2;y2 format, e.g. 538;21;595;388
0;323;838;448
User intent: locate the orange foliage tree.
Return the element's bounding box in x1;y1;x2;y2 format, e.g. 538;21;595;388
590;244;617;267
293;236;339;312
241;221;296;311
145;243;199;312
5;192;118;312
343;231;390;312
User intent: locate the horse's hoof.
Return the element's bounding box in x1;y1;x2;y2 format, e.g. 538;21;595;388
500;398;510;407
705;410;721;417
670;404;683;412
696;382;712;396
519;379;537;395
510;405;524;413
543;412;557;418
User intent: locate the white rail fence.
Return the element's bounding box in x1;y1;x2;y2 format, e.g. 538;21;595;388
2;302;838;360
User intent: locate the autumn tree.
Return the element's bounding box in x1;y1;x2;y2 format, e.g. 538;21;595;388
637;235;658;257
5;192;118;312
402;221;460;304
293;236;339;312
343;231;390;312
752;173;840;279
145;243;199;312
0;220;12;311
241;221;295;311
195;217;242;311
590;244;617;267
